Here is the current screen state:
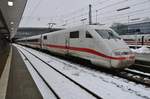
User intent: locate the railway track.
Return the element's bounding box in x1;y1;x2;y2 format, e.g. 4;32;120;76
18;46;102;99
116;69;150;87
92;67;150;87
129;63;150;73
116;62;150;87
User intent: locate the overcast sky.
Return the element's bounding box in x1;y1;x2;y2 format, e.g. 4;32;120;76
19;0;150;28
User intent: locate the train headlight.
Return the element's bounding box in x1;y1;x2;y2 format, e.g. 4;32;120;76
114;51;122;56
114;51;130;56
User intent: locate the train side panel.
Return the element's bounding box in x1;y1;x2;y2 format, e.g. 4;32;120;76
42;31;68;55
17;25;135;69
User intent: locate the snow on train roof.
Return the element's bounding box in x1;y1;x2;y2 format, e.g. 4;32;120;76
42;24;111;35
75;24;110;30
18;35;41;41
18;25;111;40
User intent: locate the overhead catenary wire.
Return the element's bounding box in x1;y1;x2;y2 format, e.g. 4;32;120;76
22;0;150;27
58;0;150;26
57;9;150;27
22;0;109;22
24;0;44;25
95;7;150;20
101;14;150;25
60;0;129;22
92;0;150;18
23;0;128;21
61;7;150;27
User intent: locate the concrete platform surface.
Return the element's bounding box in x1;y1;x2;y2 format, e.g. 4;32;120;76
0;37;10;78
4;45;43;99
0;46;12;99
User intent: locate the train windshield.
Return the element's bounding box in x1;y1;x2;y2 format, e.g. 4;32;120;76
95;29;120;39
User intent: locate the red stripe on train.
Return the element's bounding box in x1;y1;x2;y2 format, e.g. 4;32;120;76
46;44;127;60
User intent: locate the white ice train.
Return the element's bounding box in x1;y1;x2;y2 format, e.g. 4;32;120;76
121;34;150;48
17;25;135;69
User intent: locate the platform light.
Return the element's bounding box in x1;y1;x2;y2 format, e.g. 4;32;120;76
10;21;14;25
8;1;13;6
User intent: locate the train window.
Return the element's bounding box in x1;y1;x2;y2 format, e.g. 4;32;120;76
70;31;79;38
138;39;140;41
86;31;93;38
95;29;120;39
43;36;47;40
123;39;134;41
149;39;150;41
27;39;39;42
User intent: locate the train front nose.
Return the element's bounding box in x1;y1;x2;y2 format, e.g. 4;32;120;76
119;55;135;68
111;51;135;69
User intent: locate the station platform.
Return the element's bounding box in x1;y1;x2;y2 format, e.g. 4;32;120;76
0;45;43;99
0;38;10;78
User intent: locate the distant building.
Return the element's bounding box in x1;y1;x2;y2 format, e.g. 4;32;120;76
127;19;150;35
111;19;150;35
14;27;63;39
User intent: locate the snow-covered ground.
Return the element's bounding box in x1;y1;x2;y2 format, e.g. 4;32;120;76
14;44;150;99
131;46;150;62
131;46;150;54
19;50;57;99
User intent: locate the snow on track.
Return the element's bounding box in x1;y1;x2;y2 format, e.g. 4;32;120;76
15;44;150;99
18;50;57;99
125;68;150;77
17;45;97;99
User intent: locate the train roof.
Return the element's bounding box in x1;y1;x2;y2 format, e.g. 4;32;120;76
17;24;111;40
68;24;110;30
17;35;41;41
42;24;110;35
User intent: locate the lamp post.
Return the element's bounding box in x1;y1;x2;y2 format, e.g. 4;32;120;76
80;18;87;25
130;18;141;49
89;4;92;25
96;10;98;24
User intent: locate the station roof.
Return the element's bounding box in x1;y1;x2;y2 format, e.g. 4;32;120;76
14;27;63;39
0;0;27;39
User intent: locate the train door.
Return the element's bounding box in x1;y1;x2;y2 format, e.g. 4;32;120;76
142;36;144;46
67;30;81;56
42;35;48;50
40;34;43;49
65;32;70;54
84;30;95;48
82;30;95;59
